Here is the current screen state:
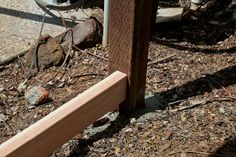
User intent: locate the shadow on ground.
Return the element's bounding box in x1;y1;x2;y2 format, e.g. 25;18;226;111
155;64;236;105
152;37;236;54
69;115;130;156
209;136;236;157
152;2;236;46
67;63;236;156
0;7;77;27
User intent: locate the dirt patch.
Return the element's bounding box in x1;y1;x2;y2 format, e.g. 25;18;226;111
0;43;108;143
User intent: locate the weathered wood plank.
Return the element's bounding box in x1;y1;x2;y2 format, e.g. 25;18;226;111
0;71;127;157
109;0;153;114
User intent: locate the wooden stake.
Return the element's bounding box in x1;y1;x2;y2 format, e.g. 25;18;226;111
0;71;127;157
109;0;153;114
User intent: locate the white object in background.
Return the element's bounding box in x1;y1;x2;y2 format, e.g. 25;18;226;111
190;0;202;10
156;8;184;23
103;0;109;47
191;0;203;4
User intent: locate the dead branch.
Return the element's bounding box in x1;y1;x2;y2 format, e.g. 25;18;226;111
170;97;236;112
56;10;68;30
71;73;105;79
148;54;176;65
43;44;72;86
72;45;108;61
210;78;233;97
27;12;46;79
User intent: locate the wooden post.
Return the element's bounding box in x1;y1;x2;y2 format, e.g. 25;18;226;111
151;0;158;32
109;0;153;114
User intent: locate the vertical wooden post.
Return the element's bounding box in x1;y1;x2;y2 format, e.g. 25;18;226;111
151;0;158;32
109;0;153;114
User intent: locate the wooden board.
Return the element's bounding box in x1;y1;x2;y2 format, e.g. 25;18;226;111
109;0;153;114
0;71;127;157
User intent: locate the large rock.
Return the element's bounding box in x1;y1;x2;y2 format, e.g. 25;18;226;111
55;16;103;49
25;17;102;69
25;35;66;70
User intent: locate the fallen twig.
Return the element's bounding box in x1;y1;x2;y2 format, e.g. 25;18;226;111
170;100;206;112
86;51;108;61
148;54;176;65
43;45;72;86
71;73;105;79
168;99;185;106
56;10;68;30
170;97;236;112
72;45;108;61
27;12;47;79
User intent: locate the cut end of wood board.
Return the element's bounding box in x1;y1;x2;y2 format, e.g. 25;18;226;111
156;8;184;23
0;71;127;157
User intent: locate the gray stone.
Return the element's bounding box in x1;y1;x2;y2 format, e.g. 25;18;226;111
25;85;49;105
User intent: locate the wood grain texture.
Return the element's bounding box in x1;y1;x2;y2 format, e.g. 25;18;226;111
109;0;153;114
0;71;127;157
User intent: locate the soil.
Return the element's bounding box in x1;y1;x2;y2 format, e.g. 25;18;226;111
1;0;236;157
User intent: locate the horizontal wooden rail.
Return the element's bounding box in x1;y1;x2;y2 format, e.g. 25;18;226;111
0;71;127;157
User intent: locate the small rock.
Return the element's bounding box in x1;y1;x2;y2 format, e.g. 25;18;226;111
181;112;188;122
25;35;65;70
47;81;54;86
163;121;169;125
219;106;225;114
0;87;4;93
130;118;136;124
14;63;20;69
25;85;49;106
45;81;55;89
